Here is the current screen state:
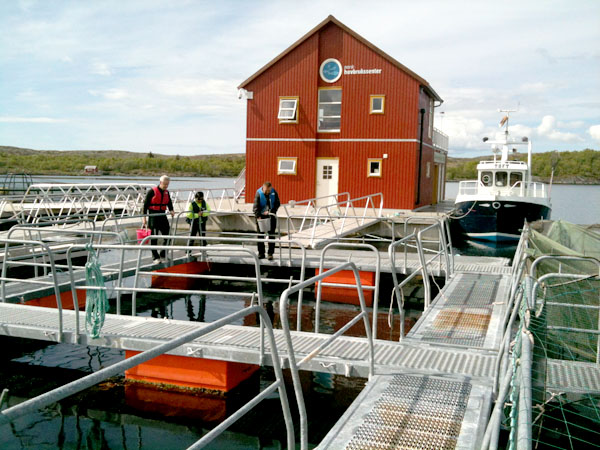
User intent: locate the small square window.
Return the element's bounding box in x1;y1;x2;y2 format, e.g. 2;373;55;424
368;159;382;177
370;95;385;114
277;157;297;175
278;97;298;123
322;165;333;179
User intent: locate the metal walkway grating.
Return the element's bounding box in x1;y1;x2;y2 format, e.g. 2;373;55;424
546;358;600;394
408;272;509;350
318;374;491;450
0;303;497;379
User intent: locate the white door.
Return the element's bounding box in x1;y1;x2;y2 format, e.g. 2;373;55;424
315;159;339;206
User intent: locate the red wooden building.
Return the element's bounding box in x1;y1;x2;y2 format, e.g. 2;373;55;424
238;15;448;209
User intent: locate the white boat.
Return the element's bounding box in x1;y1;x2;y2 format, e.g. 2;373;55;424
451;110;552;242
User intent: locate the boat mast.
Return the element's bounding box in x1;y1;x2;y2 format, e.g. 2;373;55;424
498;108;517;163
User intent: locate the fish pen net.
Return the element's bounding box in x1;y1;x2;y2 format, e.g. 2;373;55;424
505;220;600;449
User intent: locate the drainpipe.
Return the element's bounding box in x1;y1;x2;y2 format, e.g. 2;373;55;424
416;108;426;205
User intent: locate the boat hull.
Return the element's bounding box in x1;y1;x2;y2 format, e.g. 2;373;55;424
450;200;551;242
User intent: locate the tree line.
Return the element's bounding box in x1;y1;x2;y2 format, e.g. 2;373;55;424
0;147;245;177
446;149;600;183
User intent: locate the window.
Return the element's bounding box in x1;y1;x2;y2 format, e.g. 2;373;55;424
426;162;431;178
318;88;341;132
481;171;493;186
428;99;434;138
370;95;385;114
495;171;508;187
278;97;298;123
510;172;523;186
277;157;297;175
322;165;333;179
368;159;382;177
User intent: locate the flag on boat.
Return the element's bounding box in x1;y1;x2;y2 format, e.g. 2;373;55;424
499;115;508;127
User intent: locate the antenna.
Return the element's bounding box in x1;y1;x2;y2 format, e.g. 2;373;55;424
497;107;518;135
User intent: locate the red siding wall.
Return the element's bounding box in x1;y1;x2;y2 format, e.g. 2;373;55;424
246;140;316;203
243;22;436;210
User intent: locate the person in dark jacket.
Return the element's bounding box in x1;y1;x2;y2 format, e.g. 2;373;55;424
142;175;175;262
187;191;211;248
252;181;280;260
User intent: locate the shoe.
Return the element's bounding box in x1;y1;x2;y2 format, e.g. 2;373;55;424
153;258;161;264
267;254;273;261
258;254;266;259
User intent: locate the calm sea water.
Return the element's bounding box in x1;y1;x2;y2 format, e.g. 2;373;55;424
1;175;597;448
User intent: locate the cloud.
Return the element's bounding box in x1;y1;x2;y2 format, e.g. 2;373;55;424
536;115;583;142
0;116;66;123
589;125;600;141
91;62;112;76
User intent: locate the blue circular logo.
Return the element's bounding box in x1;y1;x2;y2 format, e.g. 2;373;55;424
320;58;342;83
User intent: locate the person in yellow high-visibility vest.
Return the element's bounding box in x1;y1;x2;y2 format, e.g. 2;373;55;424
187;191;211;249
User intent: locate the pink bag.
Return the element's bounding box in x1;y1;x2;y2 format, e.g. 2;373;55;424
136;227;151;244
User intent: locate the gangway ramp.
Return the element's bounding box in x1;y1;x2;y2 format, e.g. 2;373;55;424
287;216;381;249
318;373;491;450
284;192;384;249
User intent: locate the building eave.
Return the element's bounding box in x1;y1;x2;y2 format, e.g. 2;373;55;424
238;15;443;103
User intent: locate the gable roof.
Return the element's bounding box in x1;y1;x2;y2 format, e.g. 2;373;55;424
238;15;442;103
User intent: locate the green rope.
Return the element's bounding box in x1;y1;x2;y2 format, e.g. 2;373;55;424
85;245;108;339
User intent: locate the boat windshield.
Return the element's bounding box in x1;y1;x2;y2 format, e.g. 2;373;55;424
510;172;523;186
495;171;507;187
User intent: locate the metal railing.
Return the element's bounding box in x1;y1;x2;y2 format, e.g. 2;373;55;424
282;192;351;233
387;218;452;340
457;180;549;199
432;128;449;151
315;242;381;338
233;167;246;202
278;261;374;450
0;304;296;450
285;193;383;247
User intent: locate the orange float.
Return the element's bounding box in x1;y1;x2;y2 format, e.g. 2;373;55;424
315;268;375;307
124;351;260;392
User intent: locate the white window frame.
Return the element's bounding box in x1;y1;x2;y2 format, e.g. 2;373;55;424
370;95;385;114
278;97;299;123
367;158;382;177
428;99;434;138
317;88;342;133
277;157;297;175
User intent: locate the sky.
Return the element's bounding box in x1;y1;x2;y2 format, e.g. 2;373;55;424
1;0;599;157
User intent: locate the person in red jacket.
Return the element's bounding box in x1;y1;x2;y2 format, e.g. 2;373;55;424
142;175;175;262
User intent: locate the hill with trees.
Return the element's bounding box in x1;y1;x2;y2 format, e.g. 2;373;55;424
1;146;598;183
446;149;600;184
0;146;245;177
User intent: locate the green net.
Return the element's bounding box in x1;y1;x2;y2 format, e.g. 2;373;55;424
505;222;600;449
84;245;109;339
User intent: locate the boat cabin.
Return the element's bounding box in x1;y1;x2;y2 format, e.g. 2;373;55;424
237;15;448;210
477;161;527;192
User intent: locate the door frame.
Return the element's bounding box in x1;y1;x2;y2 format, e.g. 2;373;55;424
315;157;340;203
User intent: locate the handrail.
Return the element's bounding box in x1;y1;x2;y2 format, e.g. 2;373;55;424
386;219;451;340
0;238;64;341
315;242;381;338
416;221;452;308
403;216;453;278
286;193;383;247
0;305;296;450
282;192;351;234
279;261;374;450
